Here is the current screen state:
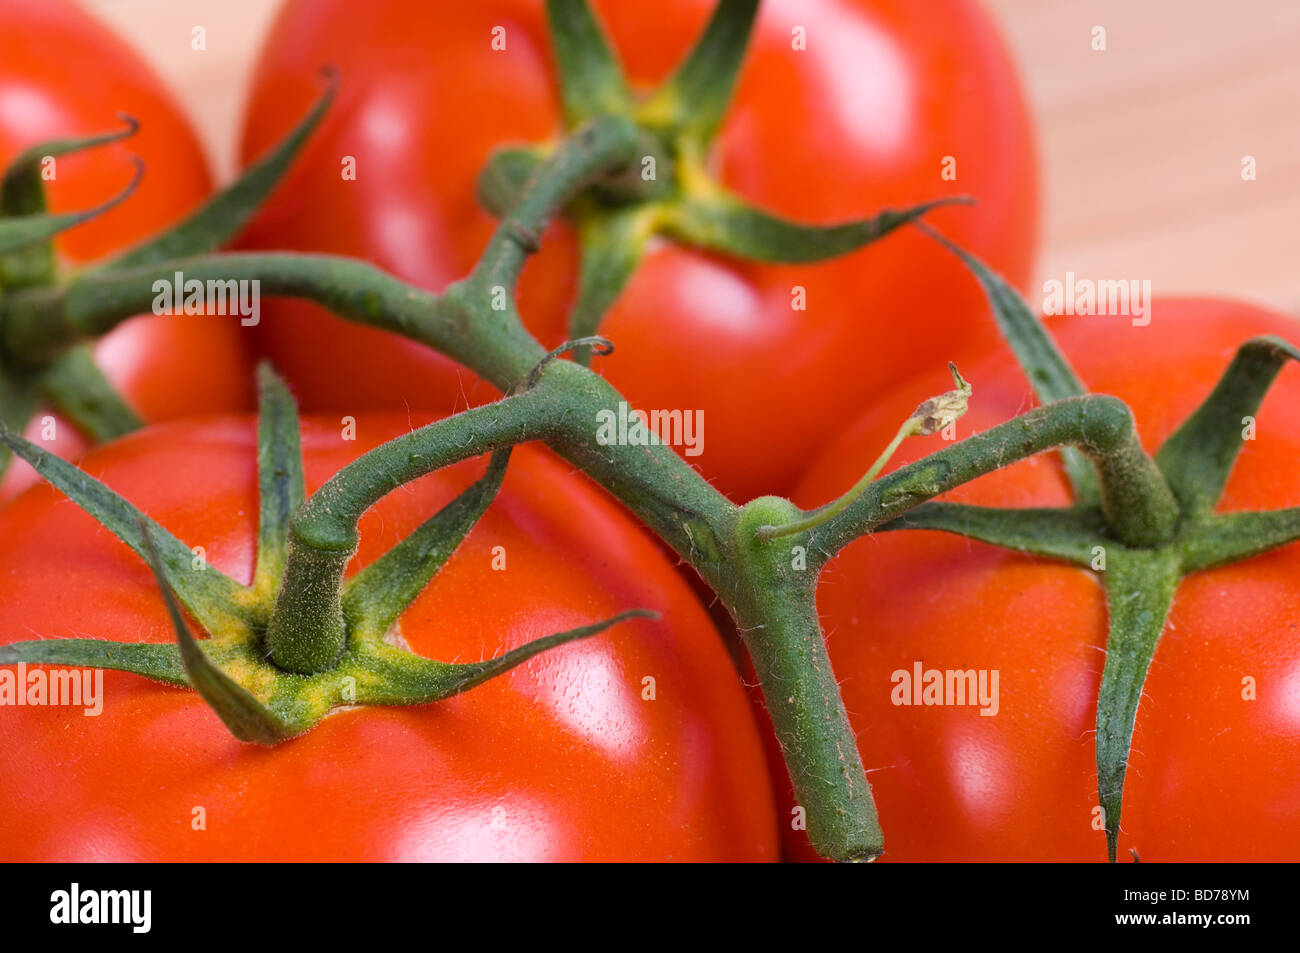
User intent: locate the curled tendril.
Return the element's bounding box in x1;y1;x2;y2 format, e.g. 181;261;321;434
524;335;614;389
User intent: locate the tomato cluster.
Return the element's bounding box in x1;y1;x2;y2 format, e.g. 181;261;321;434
237;0;1037;501
0;0;1294;864
785;300;1300;862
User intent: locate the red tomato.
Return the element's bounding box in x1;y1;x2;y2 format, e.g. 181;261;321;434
0;413;779;861
0;0;253;499
782;298;1300;861
237;0;1038;501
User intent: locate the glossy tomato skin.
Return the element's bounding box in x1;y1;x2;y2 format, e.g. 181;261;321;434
0;0;253;499
237;0;1038;502
0;413;779;861
782;299;1300;861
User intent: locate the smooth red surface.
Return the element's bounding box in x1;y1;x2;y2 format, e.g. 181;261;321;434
238;0;1038;501
0;0;253;499
0;414;779;861
785;299;1300;861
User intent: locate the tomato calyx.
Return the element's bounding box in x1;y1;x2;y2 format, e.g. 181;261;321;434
0;363;651;742
475;0;971;358
0;73;335;478
863;239;1300;862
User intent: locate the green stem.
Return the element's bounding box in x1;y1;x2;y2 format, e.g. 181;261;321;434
807;395;1177;562
1091;428;1179;546
264;388;560;673
761;416;920;541
760;362;971;541
466;116;637;297
1;253;441;367
728;497;884;861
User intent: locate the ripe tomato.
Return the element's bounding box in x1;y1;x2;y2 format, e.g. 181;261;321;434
0;0;253;499
0;413;779;861
237;0;1038;501
782;298;1300;861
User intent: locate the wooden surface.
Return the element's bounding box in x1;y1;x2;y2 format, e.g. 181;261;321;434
84;0;1300;312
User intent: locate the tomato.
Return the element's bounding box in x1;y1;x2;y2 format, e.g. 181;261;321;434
779;298;1300;861
0;412;779;861
0;0;253;499
237;0;1038;502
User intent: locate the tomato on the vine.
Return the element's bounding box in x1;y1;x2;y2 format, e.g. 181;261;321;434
0;413;779;861
237;0;1038;501
781;298;1300;861
0;0;254;498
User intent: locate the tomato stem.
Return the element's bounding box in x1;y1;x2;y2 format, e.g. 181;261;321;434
265;389;555;674
758;363;971;541
728;496;885;861
799;395;1178;562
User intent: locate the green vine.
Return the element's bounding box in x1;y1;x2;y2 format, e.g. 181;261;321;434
1;0;1298;864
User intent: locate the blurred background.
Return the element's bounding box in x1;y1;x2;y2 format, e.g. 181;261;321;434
85;0;1300;311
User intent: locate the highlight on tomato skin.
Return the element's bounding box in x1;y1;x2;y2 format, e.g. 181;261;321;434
0;0;256;503
0;414;780;862
782;299;1300;863
236;0;1039;502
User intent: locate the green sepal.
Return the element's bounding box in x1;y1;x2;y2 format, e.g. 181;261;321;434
343;448;512;642
878;502;1104;566
1;115;139;217
567;205;651;354
100;71;336;272
139;523;295;744
1095;548;1180;863
921;225;1099;506
0;427;253;637
665;192;967;264
1156;335;1300;514
1180;508;1300;573
641;0;759;141
347;609;657;705
0;157;143;256
0;638;188;687
35;344;142;441
0;369;40;485
545;0;632;126
252;364;306;597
